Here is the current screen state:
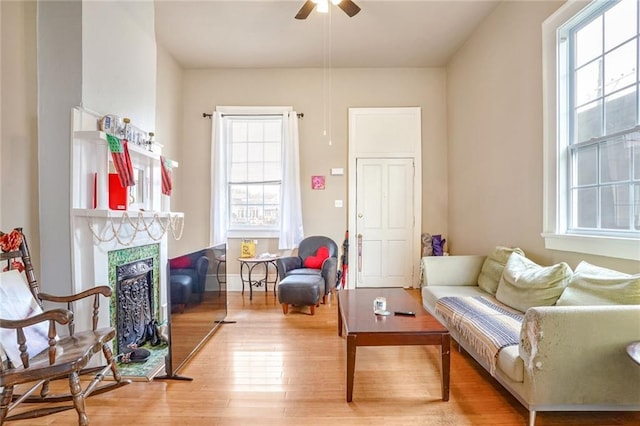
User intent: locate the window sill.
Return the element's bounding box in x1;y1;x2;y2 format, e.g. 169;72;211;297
542;233;640;261
227;229;279;239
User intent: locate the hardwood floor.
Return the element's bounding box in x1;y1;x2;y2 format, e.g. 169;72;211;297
11;289;640;425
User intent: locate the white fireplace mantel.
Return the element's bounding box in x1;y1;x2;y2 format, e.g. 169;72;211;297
70;107;182;334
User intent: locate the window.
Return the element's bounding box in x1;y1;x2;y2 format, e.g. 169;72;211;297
225;116;283;231
543;0;640;260
211;106;304;249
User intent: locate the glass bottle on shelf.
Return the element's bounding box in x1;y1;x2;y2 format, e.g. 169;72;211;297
121;117;132;142
147;132;155;151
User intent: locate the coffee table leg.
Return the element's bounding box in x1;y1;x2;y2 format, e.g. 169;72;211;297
346;334;356;402
338;304;343;337
441;333;450;401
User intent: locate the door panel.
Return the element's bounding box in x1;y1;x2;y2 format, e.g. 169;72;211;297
356;158;414;288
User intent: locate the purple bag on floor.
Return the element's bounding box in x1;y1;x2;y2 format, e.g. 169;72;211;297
432;235;446;256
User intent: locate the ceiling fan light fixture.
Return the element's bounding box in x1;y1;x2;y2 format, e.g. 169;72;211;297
317;0;329;14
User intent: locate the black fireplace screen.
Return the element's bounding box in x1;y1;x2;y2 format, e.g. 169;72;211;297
115;258;154;353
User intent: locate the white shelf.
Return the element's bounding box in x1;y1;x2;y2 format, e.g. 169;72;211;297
72;130;178;167
72;208;183;219
72;130;178;212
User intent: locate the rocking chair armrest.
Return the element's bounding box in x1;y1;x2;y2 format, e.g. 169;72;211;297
0;307;72;329
38;285;112;303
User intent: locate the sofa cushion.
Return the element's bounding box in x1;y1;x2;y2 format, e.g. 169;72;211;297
496;345;524;383
422;285;496;314
496;253;572;312
477;246;525;294
556;261;640;306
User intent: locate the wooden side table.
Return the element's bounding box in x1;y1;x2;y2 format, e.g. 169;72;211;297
237;257;279;300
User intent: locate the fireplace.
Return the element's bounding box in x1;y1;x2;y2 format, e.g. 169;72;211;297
115;258;154;353
108;244;160;354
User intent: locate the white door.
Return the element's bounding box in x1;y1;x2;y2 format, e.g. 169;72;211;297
355;158;414;288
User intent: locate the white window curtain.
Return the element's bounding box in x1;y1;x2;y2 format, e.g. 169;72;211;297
210;109;304;250
211;111;227;246
279;111;304;250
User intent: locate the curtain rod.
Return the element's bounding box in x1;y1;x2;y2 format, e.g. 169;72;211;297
202;112;304;119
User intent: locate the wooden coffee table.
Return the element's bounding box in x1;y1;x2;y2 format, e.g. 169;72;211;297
337;288;450;402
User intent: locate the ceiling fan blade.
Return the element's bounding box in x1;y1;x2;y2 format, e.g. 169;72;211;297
337;0;361;17
295;0;316;20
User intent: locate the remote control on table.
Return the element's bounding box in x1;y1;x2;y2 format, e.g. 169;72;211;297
394;311;416;316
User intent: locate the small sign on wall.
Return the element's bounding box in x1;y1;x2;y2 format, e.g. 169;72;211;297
311;175;325;190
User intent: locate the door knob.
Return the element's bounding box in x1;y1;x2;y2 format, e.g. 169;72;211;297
358;213;363;218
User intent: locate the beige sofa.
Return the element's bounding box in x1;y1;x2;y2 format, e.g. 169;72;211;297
421;251;640;426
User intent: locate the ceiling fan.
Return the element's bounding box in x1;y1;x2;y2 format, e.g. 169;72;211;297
295;0;361;20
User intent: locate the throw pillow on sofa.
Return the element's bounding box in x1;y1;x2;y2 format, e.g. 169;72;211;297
477;246;525;294
556;261;640;306
496;253;572;312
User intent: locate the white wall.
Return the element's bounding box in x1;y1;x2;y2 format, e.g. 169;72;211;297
180;67;447;272
447;0;638;273
36;0;158;294
82;1;156;131
37;0;83;294
155;44;183;257
0;1;38;264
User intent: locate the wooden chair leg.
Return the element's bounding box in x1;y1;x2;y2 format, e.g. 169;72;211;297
0;385;14;424
310;305;315;315
103;343;122;383
69;372;88;426
282;304;289;314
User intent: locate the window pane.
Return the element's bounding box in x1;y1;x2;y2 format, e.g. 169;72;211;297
247;185;263;204
264;161;281;181
575;187;598;228
247;121;263;141
232;121;247;142
264;121;282;141
576;100;603;142
604;0;637;51
575;145;598;185
247;142;264;162
576;60;603;106
264;142;281;162
601;137;630;183
604;40;636;95
605;86;637;134
601;184;630;229
575;15;602;67
247;163;264;181
264;184;280;205
230;185;247;204
231;142;247;163
230;162;248;182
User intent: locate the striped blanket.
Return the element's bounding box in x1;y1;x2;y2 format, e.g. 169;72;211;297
434;297;523;376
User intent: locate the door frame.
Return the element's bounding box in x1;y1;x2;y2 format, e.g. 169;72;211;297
347;107;422;289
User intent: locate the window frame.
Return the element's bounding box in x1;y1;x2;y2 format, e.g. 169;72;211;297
542;0;640;260
217;106;291;239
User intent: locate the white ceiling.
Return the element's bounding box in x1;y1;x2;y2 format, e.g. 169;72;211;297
155;0;501;69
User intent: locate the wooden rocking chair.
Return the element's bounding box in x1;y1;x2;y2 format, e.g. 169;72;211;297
0;228;130;425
